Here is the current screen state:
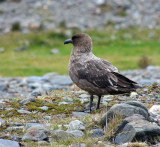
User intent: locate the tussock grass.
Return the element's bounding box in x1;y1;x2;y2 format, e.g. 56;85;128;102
105;114;123;140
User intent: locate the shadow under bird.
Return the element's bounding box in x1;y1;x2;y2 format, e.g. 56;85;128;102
64;33;140;112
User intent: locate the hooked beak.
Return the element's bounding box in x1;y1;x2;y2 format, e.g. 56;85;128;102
64;39;73;45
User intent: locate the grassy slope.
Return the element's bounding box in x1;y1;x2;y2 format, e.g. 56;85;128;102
0;27;160;77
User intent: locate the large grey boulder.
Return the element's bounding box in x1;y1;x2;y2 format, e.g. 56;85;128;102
114;114;160;144
52;130;74;140
100;101;149;127
0;139;20;147
22;126;50;141
66;130;84;138
67;120;85;131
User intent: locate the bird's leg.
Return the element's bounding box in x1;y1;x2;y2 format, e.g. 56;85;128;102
96;95;101;109
89;95;94;112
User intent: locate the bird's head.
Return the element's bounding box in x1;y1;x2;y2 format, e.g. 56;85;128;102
64;33;92;53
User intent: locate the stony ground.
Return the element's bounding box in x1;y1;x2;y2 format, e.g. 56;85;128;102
0;66;160;147
0;0;160;33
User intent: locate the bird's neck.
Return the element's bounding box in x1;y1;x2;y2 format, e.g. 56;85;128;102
71;46;92;55
70;49;94;63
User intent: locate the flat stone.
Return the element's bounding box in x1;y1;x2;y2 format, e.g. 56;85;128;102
0;139;20;147
0;47;5;53
19;97;36;105
22;126;50;141
130;92;138;98
14;46;28;52
116;142;148;147
72;112;89;118
67;130;84;138
114;123;136;144
149;105;160;115
17;109;31;114
39;106;49;111
31;88;44;96
67;120;85;131
0;84;8;91
50;75;73;86
79;94;89;99
69;143;86;147
25;123;44;128
91;129;104;137
52;130;74;140
9;122;23;126
58;101;70;105
11;135;21;141
7;126;24;131
0;119;5;126
50;48;60;54
43;115;52;120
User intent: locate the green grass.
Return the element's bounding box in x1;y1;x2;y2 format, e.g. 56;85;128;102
0;27;160;77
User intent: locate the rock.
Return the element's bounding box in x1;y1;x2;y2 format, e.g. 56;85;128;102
7;126;24;131
19;97;36;105
52;130;74;140
79;94;89;99
17;109;31;114
62;97;73;102
78;94;90;103
64;30;72;37
100;102;149;127
67;130;84;138
26;76;43;83
58;101;70;105
14;46;28;52
0;47;5;53
9;122;23;126
0;119;5;126
31;88;45;97
22;126;50;141
130;92;138;98
50;48;60;54
91;129;104;137
69;143;86;147
139;79;156;86
93;0;105;5
125;101;149;113
50;75;73;86
146;65;156;70
0;84;8;91
0;139;20;147
25;123;44;128
72;112;89;118
28;83;41;89
11;135;21;141
39;106;49;111
114;123;136;144
58;124;68;130
116;142;148;147
43;115;52;120
114;114;160;144
149;105;160;115
67;120;85;131
42;72;58;80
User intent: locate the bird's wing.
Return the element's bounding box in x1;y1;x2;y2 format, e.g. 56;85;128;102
76;59;138;90
101;58;119;72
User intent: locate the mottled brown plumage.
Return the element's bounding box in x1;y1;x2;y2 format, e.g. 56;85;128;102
64;33;140;112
